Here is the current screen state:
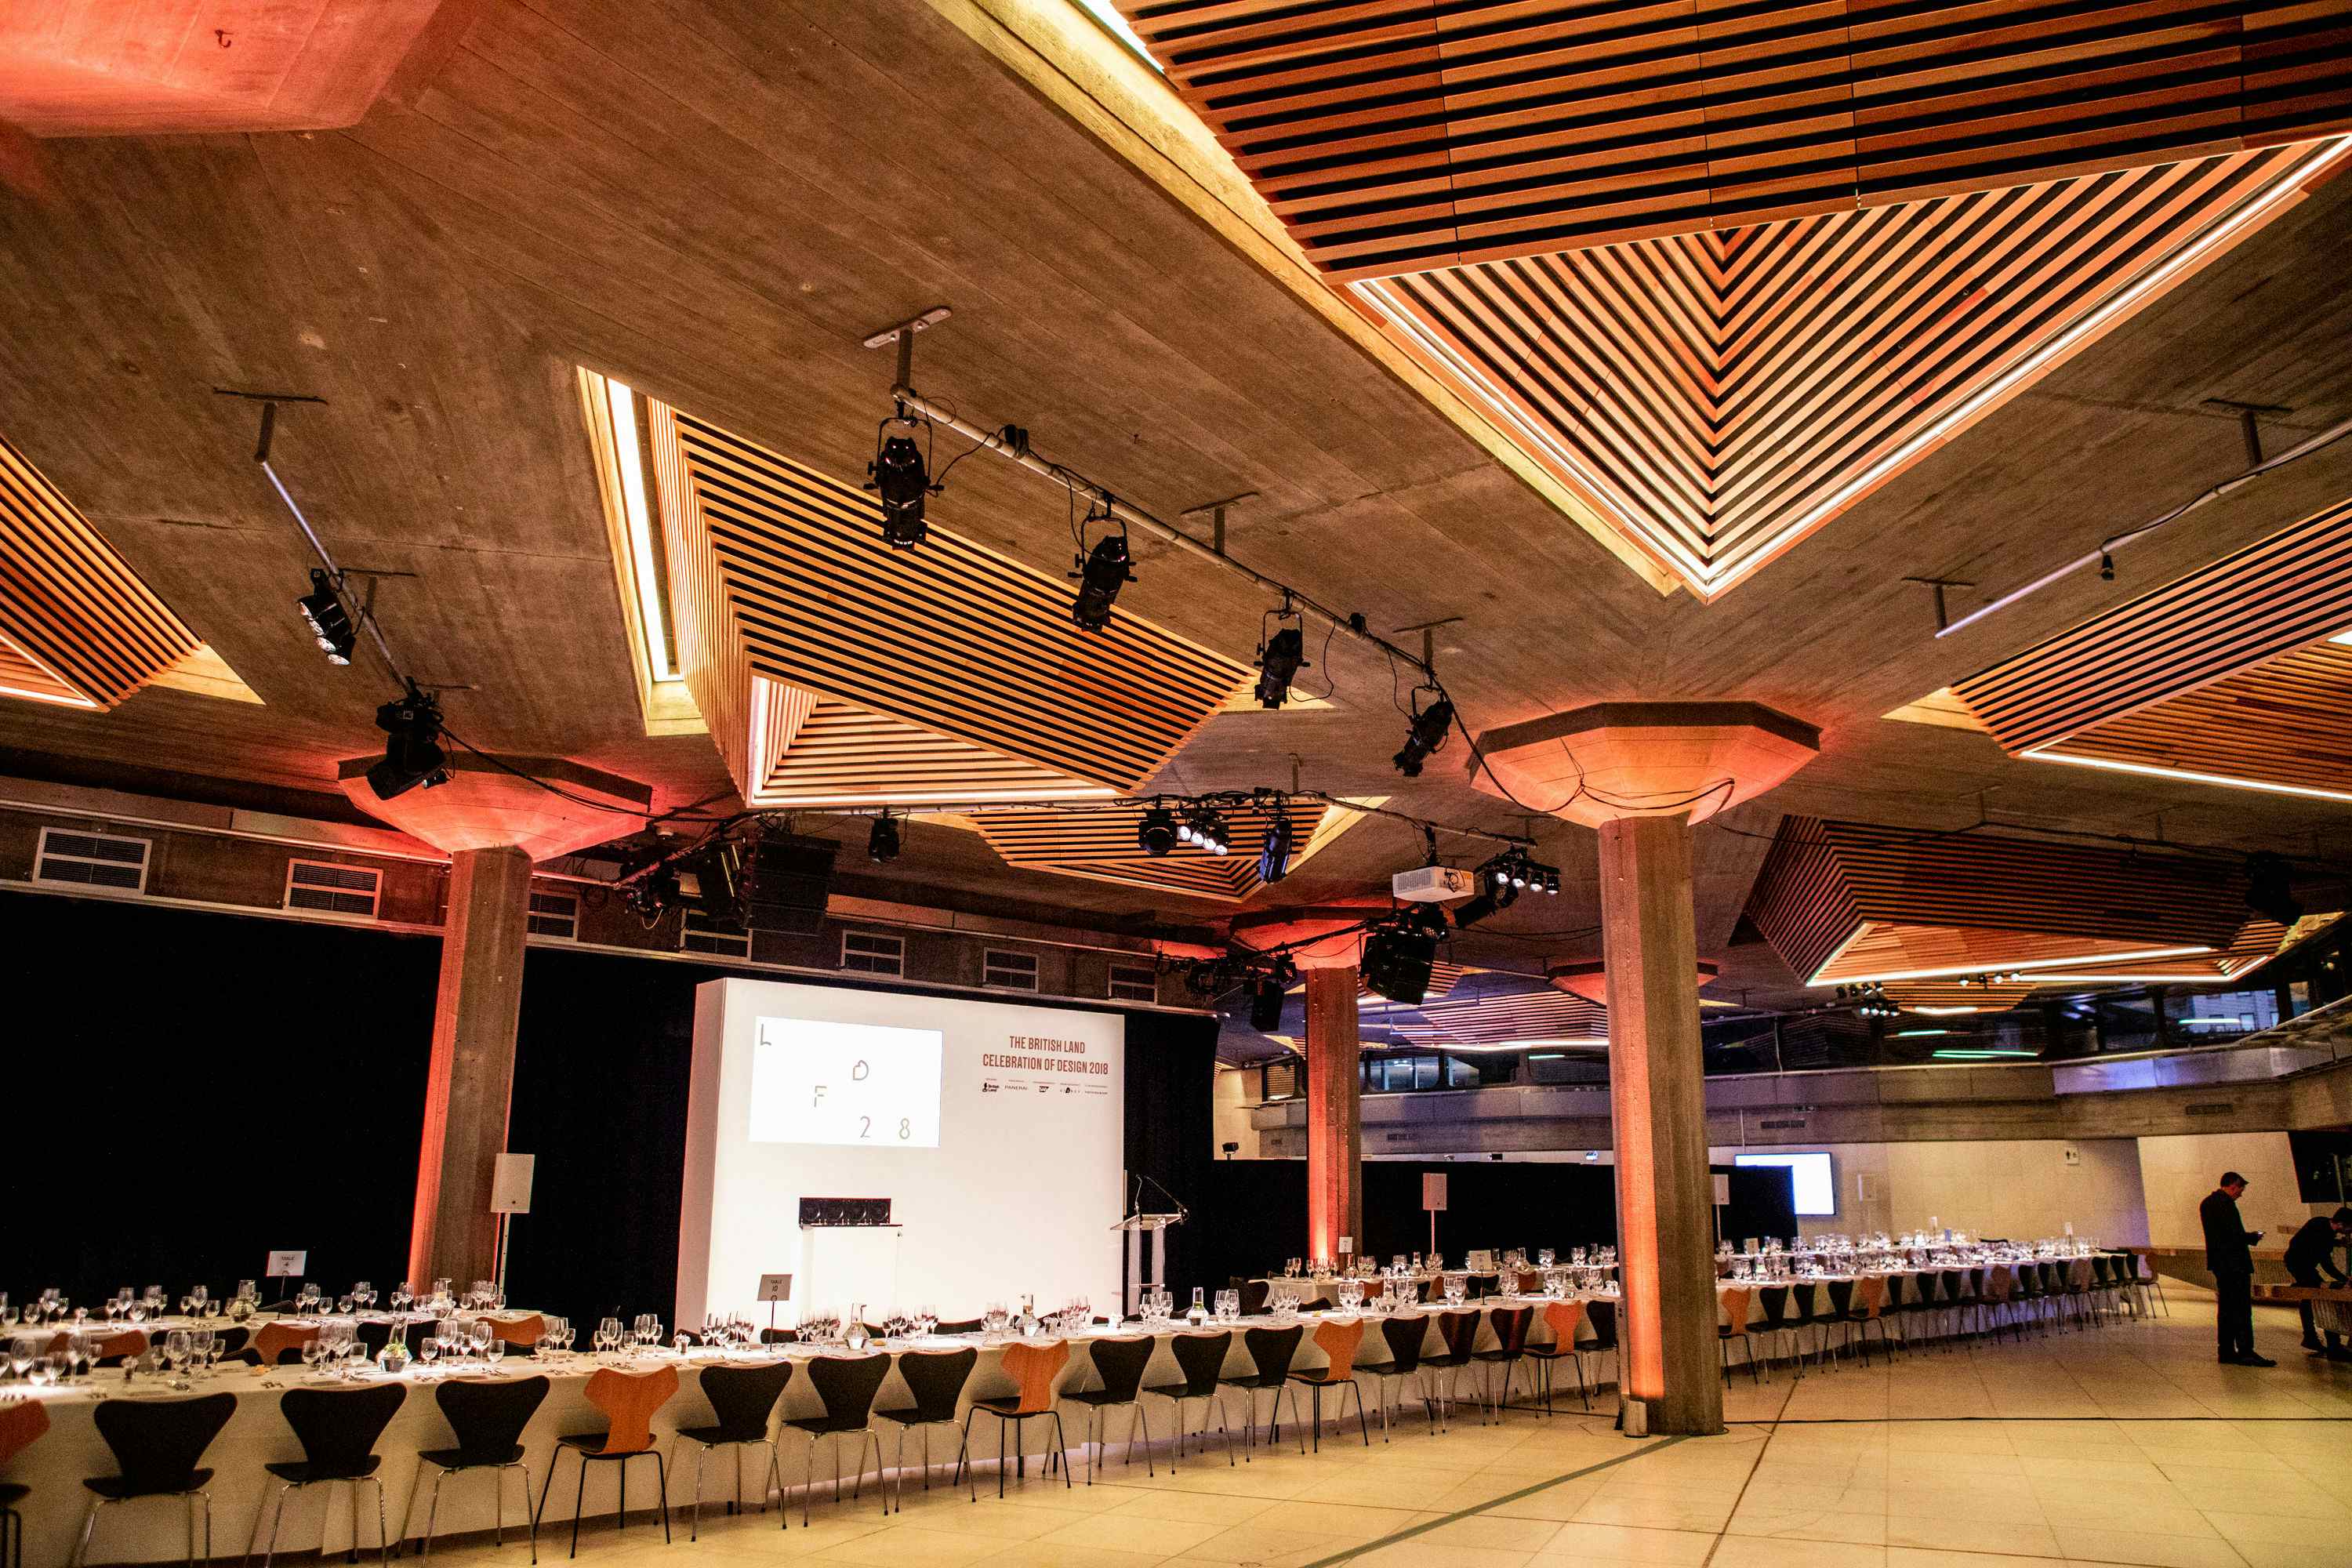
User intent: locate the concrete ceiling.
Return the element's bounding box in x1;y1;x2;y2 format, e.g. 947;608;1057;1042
1;0;2350;1015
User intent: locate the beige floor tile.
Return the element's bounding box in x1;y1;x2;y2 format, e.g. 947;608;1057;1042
1403;1510;1566;1551
2051;1524;2251;1567
1529;1521;1719;1563
811;1524;1005;1566
1035;1508;1233;1555
1886;1513;2063;1556
1709;1536;1889;1567
975;1545;1167;1568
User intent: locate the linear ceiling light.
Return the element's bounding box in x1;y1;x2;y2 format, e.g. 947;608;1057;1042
1812;944;2216;985
2020;744;2352;804
601;379;682;684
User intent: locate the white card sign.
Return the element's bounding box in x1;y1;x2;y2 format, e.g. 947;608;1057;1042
492;1152;537;1214
265;1250;307;1277
757;1272;794;1303
1421;1173;1448;1212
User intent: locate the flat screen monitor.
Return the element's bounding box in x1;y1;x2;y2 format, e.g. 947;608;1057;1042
1734;1151;1836;1217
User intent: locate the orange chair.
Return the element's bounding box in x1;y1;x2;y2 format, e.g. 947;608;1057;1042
1836;1276;1896;1366
964;1341;1071;1497
535;1365;679;1559
1;1399;53;1568
46;1331;147;1368
1285;1318;1369;1451
487;1316;545;1354
1523;1299;1589;1413
1719;1287;1759;1386
253;1322;321;1367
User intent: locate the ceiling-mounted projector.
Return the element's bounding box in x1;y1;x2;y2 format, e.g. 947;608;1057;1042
1392;865;1475;902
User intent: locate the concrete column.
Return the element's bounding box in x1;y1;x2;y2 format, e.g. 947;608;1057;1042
407;844;534;1290
1305;963;1363;1262
1599;814;1723;1436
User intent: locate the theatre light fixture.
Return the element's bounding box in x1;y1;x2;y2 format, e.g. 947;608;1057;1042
1072;517;1134;631
1137;804;1178;857
296;568;354;665
1257;810;1295;884
1254;612;1307;709
866;408;935;550
1393;692;1454;778
365;684;450;801
1363;908;1447;1004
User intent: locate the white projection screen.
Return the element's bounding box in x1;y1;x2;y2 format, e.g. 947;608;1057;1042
677;978;1126;1327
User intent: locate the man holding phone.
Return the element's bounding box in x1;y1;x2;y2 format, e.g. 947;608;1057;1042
2201;1171;2274;1366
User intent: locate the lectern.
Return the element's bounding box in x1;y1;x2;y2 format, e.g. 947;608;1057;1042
1113;1212;1184;1319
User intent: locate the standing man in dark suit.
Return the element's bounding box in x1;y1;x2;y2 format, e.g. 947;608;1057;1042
2201;1171;2274;1367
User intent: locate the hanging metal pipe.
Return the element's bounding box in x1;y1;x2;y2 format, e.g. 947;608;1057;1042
891;382;1437;681
1936;409;2352;639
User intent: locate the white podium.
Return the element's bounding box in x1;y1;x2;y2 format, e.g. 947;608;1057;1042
798;1224;903;1323
1114;1212;1183;1318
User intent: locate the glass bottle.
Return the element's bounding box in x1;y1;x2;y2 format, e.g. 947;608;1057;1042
376;1316;411;1375
1014;1293;1037;1337
1189;1286;1207;1327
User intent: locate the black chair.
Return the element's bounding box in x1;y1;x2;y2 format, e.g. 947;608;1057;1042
875;1346;978;1508
0;1399;49;1568
1467;1273;1502;1301
1782;1283;1821;1369
1144;1331;1235;1469
1065;1336;1158;1482
782;1352;893;1524
757;1328;799;1345
1584;1299;1621;1390
932;1319;984;1335
1472;1305;1533;1420
249;1383;405;1567
1752;1287;1793;1373
71;1392;237;1568
1362;1315;1439;1439
1232;1279;1272;1316
1425;1308;1483;1428
1217;1326;1305;1459
402;1373;549;1563
674;1360;793;1538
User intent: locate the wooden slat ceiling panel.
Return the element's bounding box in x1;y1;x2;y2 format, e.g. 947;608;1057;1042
1951;494;2352;754
1882;979;2042;1010
2024;915;2292;978
754;691;1100;806
1352;141;2328;594
662;408;1247;795
1397;986;1609;1045
1744;816;2250;983
0;431;199;710
1120;0;2352;278
2042;640;2352;797
649;399;756;789
967;799;1333;902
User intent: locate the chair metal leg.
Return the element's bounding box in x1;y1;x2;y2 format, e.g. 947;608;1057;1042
568;1454;586;1559
259;1482;295;1568
1049;1414;1072;1490
652;1451;672;1543
515;1462;539;1563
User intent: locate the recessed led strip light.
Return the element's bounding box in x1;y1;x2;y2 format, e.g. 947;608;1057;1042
2020;745;2352;805
601;378;684;685
1810;944;2216;985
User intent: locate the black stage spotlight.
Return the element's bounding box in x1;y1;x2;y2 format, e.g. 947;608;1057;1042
1254;625;1307;709
867;813;901;865
1363;913;1442;1005
1072;529;1134;631
297;568;355;666
1138;804;1178;857
2245;851;2303;925
1393;695;1455;778
867;416;932;549
1258;809;1295;884
677;839;743;923
1138;808;1176;860
1248;973;1286;1032
365;686;450;800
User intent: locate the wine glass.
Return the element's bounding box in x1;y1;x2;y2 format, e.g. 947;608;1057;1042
471;1319;495;1361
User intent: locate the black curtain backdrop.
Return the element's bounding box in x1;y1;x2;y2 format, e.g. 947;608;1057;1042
0;890;441;1305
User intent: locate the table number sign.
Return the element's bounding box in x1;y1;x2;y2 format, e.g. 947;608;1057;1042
265;1249;307;1277
757;1273;793;1302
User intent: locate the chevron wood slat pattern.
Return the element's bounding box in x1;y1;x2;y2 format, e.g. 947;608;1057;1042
0;431;200;710
2016;916;2294;979
967;798;1335;902
1744;817;2250;984
633;390;1251;809
1397;986;1609;1047
1950;494;2352;798
1352;141;2339;595
1118;0;2352;279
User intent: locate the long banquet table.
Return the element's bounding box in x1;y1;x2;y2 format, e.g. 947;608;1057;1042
4;1308;1593;1566
4;1265;2131;1565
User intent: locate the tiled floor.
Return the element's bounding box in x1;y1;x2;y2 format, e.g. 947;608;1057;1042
427;1291;2352;1568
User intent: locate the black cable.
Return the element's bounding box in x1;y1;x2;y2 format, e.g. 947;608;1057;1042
436;723;739;824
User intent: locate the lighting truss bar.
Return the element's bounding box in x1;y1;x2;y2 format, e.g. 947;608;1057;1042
888;382;1439;683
